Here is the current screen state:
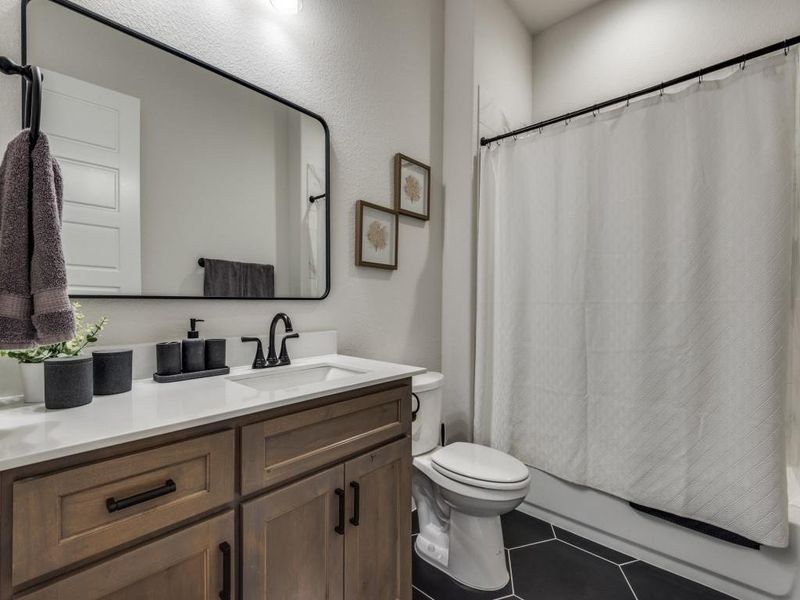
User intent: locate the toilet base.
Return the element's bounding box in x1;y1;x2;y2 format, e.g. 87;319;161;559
415;511;509;591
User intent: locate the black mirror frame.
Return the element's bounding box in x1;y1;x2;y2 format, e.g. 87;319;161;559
21;0;331;301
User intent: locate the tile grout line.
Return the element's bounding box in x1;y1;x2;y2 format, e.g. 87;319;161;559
618;559;639;566
619;565;640;600
507;548;515;597
412;584;436;600
556;538;633;568
554;525;637;565
506;537;556;551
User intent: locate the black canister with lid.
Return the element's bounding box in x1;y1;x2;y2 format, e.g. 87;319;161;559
156;342;181;375
92;349;133;395
44;356;94;409
205;339;227;370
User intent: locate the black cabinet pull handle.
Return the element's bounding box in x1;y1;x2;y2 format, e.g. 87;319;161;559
335;488;345;535
219;541;231;600
349;481;360;526
106;479;176;513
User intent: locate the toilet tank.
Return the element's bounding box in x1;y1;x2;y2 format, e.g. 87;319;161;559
411;371;444;456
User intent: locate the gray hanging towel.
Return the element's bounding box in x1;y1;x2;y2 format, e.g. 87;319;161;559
202;258;274;298
0;129;75;349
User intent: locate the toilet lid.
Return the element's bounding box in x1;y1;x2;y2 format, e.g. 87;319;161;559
431;442;529;485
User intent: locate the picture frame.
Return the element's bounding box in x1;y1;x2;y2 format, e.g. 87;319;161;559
394;153;430;221
355;200;399;270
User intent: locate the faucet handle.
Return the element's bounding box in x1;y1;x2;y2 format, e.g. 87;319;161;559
241;337;267;369
278;333;300;365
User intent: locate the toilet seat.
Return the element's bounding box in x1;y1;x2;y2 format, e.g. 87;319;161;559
431;443;529;491
432;462;530;491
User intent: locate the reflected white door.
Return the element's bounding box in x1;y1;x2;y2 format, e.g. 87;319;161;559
41;69;141;295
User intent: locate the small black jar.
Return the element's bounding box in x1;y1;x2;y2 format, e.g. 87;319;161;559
44;356;94;409
205;339;227;370
92;349;133;395
156;342;182;376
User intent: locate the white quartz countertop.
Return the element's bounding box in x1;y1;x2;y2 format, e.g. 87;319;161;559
0;354;425;471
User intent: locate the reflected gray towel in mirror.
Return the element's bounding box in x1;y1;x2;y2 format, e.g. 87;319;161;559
202;259;274;298
0;129;75;349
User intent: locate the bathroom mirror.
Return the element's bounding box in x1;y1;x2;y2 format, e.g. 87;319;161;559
23;0;330;299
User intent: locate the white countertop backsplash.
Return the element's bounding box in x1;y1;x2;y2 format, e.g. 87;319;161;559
98;329;340;380
0;330;339;399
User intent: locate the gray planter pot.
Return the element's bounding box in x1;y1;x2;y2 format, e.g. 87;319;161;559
44;356;94;409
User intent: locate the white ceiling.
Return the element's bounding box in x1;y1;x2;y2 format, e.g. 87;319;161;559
508;0;605;34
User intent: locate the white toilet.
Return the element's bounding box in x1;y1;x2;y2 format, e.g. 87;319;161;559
411;372;531;591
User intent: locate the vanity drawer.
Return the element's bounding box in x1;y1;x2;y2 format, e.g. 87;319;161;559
240;384;410;494
12;430;235;586
15;510;235;600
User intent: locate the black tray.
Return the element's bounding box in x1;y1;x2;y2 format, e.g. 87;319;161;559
152;366;230;383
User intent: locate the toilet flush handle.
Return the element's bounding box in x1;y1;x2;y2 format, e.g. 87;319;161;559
411;393;420;422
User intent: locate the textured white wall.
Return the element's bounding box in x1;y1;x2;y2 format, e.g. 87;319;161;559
530;0;800;121
441;0;477;442
0;0;444;395
475;0;534;138
441;0;533;442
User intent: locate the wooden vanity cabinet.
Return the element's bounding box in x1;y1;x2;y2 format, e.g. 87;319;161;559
0;378;412;600
241;437;411;600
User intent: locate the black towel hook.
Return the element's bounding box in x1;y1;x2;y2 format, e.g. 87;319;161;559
26;66;43;145
0;56;43;145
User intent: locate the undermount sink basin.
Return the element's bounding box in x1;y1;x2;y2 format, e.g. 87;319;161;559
229;364;366;393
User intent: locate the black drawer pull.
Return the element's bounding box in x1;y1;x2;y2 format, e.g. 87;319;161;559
219;541;232;600
335;488;345;535
349;481;360;526
105;479;177;513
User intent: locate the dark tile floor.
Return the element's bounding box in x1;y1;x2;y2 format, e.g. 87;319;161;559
411;510;737;600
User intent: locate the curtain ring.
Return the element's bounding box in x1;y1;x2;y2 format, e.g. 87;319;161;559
785;40;790;56
659;83;664;97
592;105;598;118
740;59;746;70
538;127;543;135
698;71;703;84
626;94;630;108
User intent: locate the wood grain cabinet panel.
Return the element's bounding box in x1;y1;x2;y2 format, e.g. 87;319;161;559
15;511;235;600
240;384;410;495
12;430;235;585
242;465;345;600
344;437;412;600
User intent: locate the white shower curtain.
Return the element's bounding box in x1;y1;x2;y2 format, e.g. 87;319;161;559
475;52;797;547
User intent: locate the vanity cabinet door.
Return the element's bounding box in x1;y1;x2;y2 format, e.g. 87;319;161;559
16;511;235;600
344;437;412;600
242;464;345;600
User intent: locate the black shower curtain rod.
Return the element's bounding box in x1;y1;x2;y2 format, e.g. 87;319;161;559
481;34;800;146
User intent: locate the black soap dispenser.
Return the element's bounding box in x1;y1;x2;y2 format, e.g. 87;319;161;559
182;318;206;373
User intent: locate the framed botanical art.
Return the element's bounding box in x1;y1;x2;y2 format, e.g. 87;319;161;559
355;200;399;270
394;153;430;220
